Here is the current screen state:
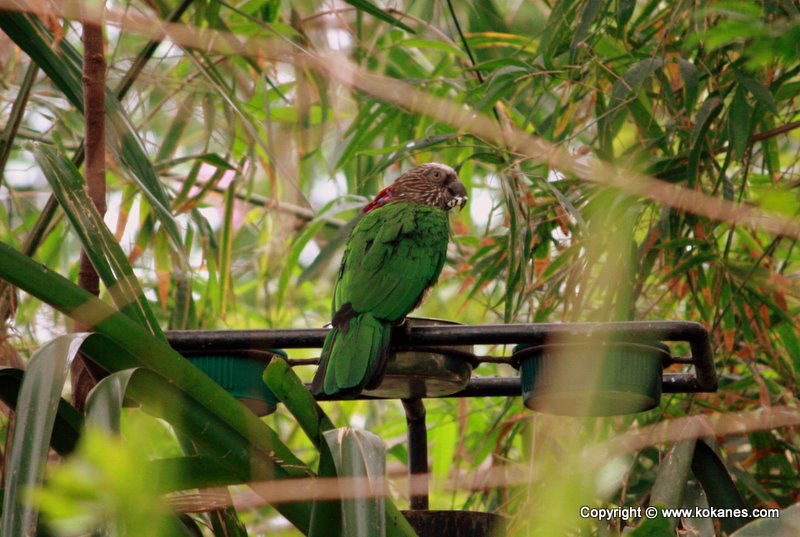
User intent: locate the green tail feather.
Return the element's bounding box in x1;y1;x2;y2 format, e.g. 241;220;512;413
311;313;391;397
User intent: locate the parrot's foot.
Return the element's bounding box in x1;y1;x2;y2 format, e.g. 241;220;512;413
392;317;412;335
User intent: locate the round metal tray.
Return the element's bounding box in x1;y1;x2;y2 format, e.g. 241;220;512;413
364;318;473;399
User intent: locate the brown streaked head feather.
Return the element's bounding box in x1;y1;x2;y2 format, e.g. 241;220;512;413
364;162;468;212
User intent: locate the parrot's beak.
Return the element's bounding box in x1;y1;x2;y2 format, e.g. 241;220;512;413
449;181;468;211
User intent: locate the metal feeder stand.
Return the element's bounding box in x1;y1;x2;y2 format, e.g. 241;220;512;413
167;320;716;530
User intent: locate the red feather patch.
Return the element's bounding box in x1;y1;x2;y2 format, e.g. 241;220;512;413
362;185;396;213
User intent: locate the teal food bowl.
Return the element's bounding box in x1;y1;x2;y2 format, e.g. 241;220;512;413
514;342;667;416
185;350;285;416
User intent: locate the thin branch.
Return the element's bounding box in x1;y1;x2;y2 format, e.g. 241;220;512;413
445;0;484;84
73;0;107;411
164;175;347;228
76;3;107;299
748;118;800;144
714;118;800;155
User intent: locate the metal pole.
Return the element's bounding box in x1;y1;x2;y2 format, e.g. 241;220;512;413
402;398;429;510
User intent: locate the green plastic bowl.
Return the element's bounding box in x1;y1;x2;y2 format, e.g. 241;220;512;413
514;342;667;416
185;349;285;416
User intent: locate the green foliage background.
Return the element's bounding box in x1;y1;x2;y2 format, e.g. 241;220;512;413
0;0;798;535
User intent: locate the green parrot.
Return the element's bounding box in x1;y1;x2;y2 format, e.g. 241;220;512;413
311;163;468;397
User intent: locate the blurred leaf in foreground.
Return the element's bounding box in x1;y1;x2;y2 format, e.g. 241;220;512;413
33;416;176;537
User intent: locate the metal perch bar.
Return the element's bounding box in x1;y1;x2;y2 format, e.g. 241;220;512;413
166;320;717;397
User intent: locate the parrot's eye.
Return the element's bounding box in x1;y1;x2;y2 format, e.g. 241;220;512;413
431;170;442;180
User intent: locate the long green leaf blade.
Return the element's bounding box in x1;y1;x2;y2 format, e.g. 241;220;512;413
343;0;415;33
1;333;90;537
34;143;165;339
323;428;387;537
0;367;83;456
264;359;417;537
692;440;752;534
85;368;137;433
0;242;313;532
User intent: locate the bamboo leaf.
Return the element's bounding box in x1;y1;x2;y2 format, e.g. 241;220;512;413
343;0;416;33
156;153;237;173
688;96;724;186
761;117;781;180
676;59;699;115
277;218;328;307
776;323;800;374
628;95;667;151
538;0;581;69
370;134;463;177
298;212;362;285
609;58;667;117
616;0;636;35
728;84;751;161
146;456;240;492
336;103;394;170
600;58;668;150
0;242;306;470
219;182;237;316
736;71;778;115
87;345;315;531
263;359;336;444
154;231;171;314
310;442;343;537
569;0;606;62
474;67;528;111
185;50;306;205
155;93;196;163
0;64;38;176
0;13;83;107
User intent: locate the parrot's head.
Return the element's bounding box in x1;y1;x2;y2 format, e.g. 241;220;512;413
390;162;468;212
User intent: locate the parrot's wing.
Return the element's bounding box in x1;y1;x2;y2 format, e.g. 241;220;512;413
334;202;449;322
